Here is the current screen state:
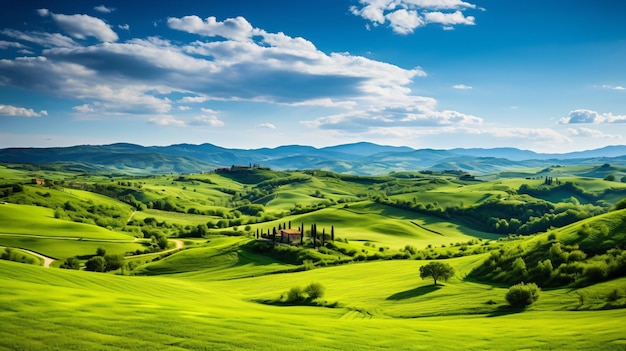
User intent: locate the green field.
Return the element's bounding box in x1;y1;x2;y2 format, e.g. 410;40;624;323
1;165;626;350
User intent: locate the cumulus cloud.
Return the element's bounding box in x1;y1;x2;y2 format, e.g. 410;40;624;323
0;104;47;117
189;115;224;127
149;115;185;126
118;24;130;31
303;95;482;132
424;10;475;25
0;14;475;133
73;104;94;113
568;127;622;139
94;5;115;13
350;0;478;33
38;9;118;42
559;109;626;124
167;16;254;41
453;84;472;90
256;123;276;129
385;9;425;34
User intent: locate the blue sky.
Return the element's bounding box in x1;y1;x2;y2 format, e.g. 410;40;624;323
1;0;625;153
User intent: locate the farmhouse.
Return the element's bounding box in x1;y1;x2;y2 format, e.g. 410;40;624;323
32;178;44;185
279;229;302;244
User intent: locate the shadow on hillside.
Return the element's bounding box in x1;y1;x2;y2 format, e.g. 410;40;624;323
386;285;441;300
486;305;525;317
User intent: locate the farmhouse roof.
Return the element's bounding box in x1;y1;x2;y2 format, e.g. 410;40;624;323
280;229;301;235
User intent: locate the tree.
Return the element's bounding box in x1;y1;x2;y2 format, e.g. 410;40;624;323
104;254;125;271
419;262;454;286
85;256;106;272
60;257;80;270
304;282;325;300
96;247;107;257
505;282;540;307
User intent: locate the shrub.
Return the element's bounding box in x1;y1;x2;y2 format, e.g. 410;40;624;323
287;286;305;302
304;282;325;300
85;256;106;272
60;257;80;270
505;282;540;307
584;262;608;282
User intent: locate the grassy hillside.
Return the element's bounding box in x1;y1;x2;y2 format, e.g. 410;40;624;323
2;259;626;350
2;165;626;350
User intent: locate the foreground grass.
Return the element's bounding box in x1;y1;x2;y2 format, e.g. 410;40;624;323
2;259;626;351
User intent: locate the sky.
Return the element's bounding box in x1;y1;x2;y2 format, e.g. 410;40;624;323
1;0;625;153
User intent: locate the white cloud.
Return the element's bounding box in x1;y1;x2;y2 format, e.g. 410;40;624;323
0;104;47;117
177;105;192;111
568;127;622;139
0;40;27;49
49;12;119;42
385;10;424;34
559;109;626;124
118;24;130;31
178;96;209;103
602;84;625;91
167;16;254;41
1;29;77;48
257;123;276;129
0;14;463;131
200;108;219;114
189;115;224;127
148;115;185;126
73;104;94;113
453;84;472;90
351;0;478;33
94;5;116;13
303;95;482;132
424;10;475;25
37;8;49;17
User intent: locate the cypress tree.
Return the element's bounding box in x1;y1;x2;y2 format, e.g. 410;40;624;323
331;225;334;241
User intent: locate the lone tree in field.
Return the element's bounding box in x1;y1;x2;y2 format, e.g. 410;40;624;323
505;282;540;307
419;262;454;286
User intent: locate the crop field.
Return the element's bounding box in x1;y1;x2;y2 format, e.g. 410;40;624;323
1;165;626;350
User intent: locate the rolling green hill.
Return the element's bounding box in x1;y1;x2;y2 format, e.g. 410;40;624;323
1;164;626;350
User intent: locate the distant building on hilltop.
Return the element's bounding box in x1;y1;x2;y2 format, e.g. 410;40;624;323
279;229;302;244
214;163;270;173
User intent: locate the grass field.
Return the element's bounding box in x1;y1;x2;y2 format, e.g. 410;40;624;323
2;166;626;350
0;203;134;240
2;258;626;351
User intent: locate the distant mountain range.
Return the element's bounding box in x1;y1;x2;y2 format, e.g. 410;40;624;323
2;142;626;175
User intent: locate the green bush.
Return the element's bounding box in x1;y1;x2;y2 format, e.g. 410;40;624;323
287;286;305;302
85;256;106;272
60;257;80;270
505;282;540;307
304;282;325;300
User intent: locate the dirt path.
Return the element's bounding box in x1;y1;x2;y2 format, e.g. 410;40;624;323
0;246;55;268
127;210;137;224
125;238;184;260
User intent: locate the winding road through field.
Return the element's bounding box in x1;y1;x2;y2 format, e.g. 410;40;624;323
0;236;185;268
0;246;55;268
